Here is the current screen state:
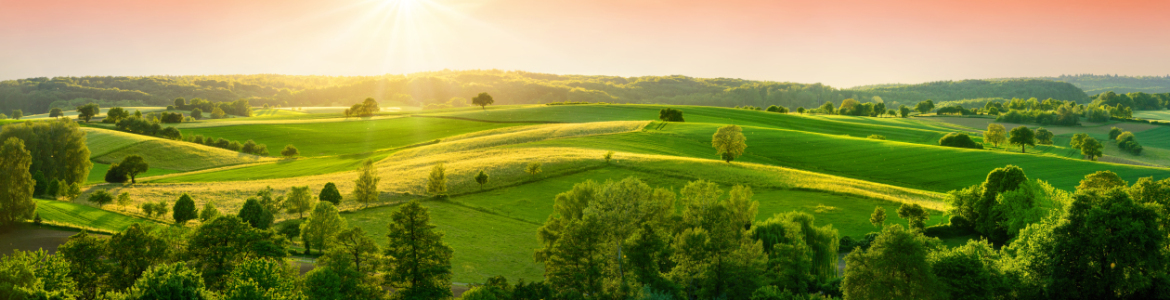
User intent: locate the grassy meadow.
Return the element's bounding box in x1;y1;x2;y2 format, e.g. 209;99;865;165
29;103;1170;284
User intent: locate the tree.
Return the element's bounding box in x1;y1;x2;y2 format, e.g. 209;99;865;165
472;92;494;110
56;231;107;299
105;163;129;183
238;198;274;229
1081;138;1103;161
174;97;186;109
222;258;301;300
1008;126;1035;153
938;133;983;149
123;262;215;300
475;170;489;190
870;206;887;227
1048;188;1168;299
106;223;169;290
211;106;226;118
899;105;911;118
199;201;220;222
66;182;81;201
659;108;684;122
1108;126;1123;140
281;144;298;157
32;171;46;197
106;107;130;123
526;161;542;175
8;109;20;120
49;107;63;118
712;124;747;163
896;203;929;231
76;103;100;122
1034;128;1054;145
818;101;835;114
88;190;114;208
797;107;805;114
190;108;203;120
843;225;938;300
983;124;1006;148
173;193;198;225
319;182;342;206
0;138;35;227
384;200;454;299
1069;133;1090;150
427;163;447;197
929;240;999;300
159;127;182;140
285;185;315;219
0;119;93;185
46;178;60;200
187;215;288;289
319;226;382;277
117;155;149;183
302;201;345;255
604;150;614;164
1075;170;1128;193
117;192;132;208
353;159;380;208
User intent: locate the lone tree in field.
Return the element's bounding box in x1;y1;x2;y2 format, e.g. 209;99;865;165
659;108;684;122
869;206;887;227
914;99;935;114
427;164;447;197
117;155;149;183
9;110;21;120
474;170;489;190
319;182;342;206
526;161;542;175
353;159;380;208
896;203;929;231
384;200;454;299
712;124;747;163
797;107;805;114
0;137;35;227
1035;127;1054;145
286;186;315;219
173;193;198;225
898;105;911;118
191;108;203;120
1008;126;1035;153
89;190;114;208
984;124;1007;148
472;92;494;110
281;145;299;157
1081;138;1103;161
49;107;63;119
77;103;100;122
301;201;345;255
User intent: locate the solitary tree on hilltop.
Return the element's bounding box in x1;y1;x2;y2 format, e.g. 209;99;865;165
0;137;35;227
472;92;494;110
712;124;747;163
1009;126;1035;153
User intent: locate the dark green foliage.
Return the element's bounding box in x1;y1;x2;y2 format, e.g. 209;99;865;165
222;259;301;300
191;108;203;119
938;132;983;149
0;119;93;185
896;203;929;231
472;92;495;110
751;212;839;293
935;105;973;115
1109;126;1124;140
843;225;939;300
318;182;342;205
929;240;1000;300
475;170;489;190
281;144;299;157
117;155;149;183
346;97;380;117
105;163;129;183
124;262;216;300
187;215;288;289
160;112;183;123
1008;126;1035;153
106;223;170;290
914;100;935;114
173;193;198;225
1048;188;1168;299
56;231;107;299
159;126;182;140
45;179;60;199
88;190;114;208
277;221;300;241
384;200;454;299
1034;128;1053;145
238;198;274;229
106;107;130;123
49;107;63;118
31;171;46;196
76;103;100;122
1116;131;1143;155
658;108;684;122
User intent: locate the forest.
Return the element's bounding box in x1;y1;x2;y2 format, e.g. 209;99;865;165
1035;74;1170;95
0;71;1090;115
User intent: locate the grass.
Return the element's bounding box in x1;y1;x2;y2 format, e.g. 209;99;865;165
513;122;1170;192
177;116;529;156
1134;110;1170;121
92;140;272;171
149;151;395;183
342;200;545;283
34;199;157;233
87;163;181;184
82;127;155;157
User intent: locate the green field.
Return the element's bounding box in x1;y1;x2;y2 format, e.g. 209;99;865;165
88;163;181;184
178;116;529;156
149;151;394;183
35;199;157;233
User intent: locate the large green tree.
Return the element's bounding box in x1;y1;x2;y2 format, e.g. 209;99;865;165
472;92;494;110
712;124;747;163
56;231;108;299
123;262;216;300
353;159;380;208
843;225;939;300
237;198;274;230
0;137;35;227
222;259;301;300
983;124;1006;148
319;182;342;206
1080;138;1103;161
173;193;198;225
187;215;288;289
384;200;453;300
0;119;93;185
116;155;149;183
301;201;345;255
105;223;170;290
284;185;314;219
669;181;766;300
1008;126;1035;153
76;103;99;123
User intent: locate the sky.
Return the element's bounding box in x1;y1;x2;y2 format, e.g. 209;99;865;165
2;0;1169;88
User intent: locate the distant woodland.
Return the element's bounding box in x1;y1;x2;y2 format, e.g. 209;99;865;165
0;70;1091;114
1037;74;1170;95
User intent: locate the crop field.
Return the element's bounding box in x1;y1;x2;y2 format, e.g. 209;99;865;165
92;140;273;171
177;116;528;156
1135;110;1170;121
34;199;156;233
87;163;180;184
149;151;396;183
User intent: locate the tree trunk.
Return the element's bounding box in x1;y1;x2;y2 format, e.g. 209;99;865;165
1021;145;1026;153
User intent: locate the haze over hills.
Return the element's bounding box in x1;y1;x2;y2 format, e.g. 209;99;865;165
0;70;1092;115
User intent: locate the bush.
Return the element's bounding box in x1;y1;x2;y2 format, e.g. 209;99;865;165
658;108;684;122
939;132;984;149
160;112;183;123
281;145;299;157
867;134;886;140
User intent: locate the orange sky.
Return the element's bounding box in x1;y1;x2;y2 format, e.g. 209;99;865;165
2;0;1168;87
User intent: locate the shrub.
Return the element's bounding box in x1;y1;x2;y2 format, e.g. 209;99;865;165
281;145;299;157
160;112;183;123
658;108;684;122
867;134;886;140
939;132;983;149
